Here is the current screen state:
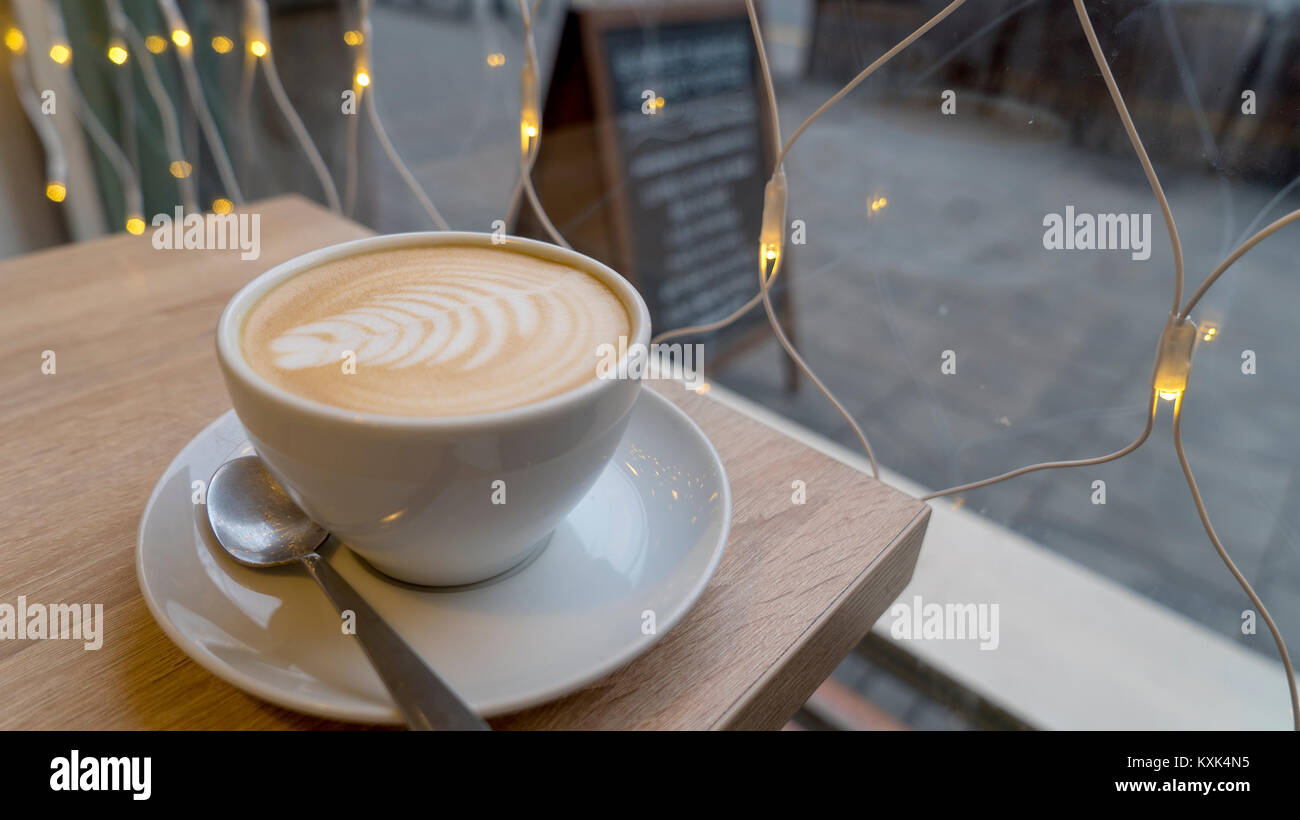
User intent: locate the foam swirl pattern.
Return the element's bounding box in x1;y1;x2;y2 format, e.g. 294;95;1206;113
242;246;631;417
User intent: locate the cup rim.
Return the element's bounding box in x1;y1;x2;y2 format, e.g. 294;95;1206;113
216;231;652;430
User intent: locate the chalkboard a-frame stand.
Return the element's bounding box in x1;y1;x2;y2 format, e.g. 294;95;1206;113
514;0;798;390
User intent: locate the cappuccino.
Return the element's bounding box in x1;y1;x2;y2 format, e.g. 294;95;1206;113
241;245;631;416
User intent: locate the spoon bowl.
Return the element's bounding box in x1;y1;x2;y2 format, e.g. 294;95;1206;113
204;454;488;731
207;456;328;566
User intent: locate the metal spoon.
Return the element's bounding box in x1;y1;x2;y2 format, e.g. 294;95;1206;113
205;455;488;731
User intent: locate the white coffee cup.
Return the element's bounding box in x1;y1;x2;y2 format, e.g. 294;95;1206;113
216;232;650;586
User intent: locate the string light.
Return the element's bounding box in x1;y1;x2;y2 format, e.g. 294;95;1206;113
110;0;197;213
69;81;146;230
49;43;71;64
211;36;234;54
7;21;67;216
351;0;448;229
915;2;1270;500
687;0;1297;729
647;4;1297;732
758;168;786;275
125;216;146;235
486;52;505;67
340;6;365;215
519;0;1300;734
354;69;370;88
1171;393;1298;731
918;0;1298;731
1179;208;1300;320
43;1;145;235
107;41;129;65
654;0;969;375
238;0;339;213
212;198;233;215
106;6;142;224
745;0;880;478
158;0;243;203
653;0;935;477
1151;314;1198;402
508;0;569;248
907;0;1173;502
519;61;538;157
342;94;359;216
3;26;24;54
169;160;192;178
235;13;258;198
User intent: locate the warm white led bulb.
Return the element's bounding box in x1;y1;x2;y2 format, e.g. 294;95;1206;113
3;26;26;55
759;168;788;280
520;62;539;159
1152;314;1198;400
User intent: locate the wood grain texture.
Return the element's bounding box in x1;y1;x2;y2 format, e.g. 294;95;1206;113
0;196;927;730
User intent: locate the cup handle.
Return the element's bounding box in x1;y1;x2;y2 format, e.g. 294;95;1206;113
299;552;490;731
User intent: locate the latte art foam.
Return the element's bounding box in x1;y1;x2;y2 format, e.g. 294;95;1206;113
241;245;631;416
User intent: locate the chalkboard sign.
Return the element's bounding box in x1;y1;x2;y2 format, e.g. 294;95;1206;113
516;0;796;384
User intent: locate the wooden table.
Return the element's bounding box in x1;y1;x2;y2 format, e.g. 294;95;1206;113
0;196;929;730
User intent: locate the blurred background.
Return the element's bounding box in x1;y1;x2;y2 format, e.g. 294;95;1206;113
3;0;1299;729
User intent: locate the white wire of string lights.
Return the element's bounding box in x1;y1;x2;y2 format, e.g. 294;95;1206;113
350;0;450;230
340;0;559;236
240;0;342;213
340;9;362;218
655;0;970;479
511;0;569;249
66;78;144;231
650;0;967;384
104;1;141;229
41;0;144;232
155;0;243;207
723;0;1300;729
3;21;68;208
106;0;198;213
1071;0;1296;726
337;5;376;218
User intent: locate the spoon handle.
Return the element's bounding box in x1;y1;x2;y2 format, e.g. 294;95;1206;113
300;553;489;731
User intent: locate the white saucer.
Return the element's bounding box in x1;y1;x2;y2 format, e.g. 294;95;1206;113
136;387;730;724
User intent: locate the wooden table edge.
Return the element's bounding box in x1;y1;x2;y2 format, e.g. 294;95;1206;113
712;504;931;730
